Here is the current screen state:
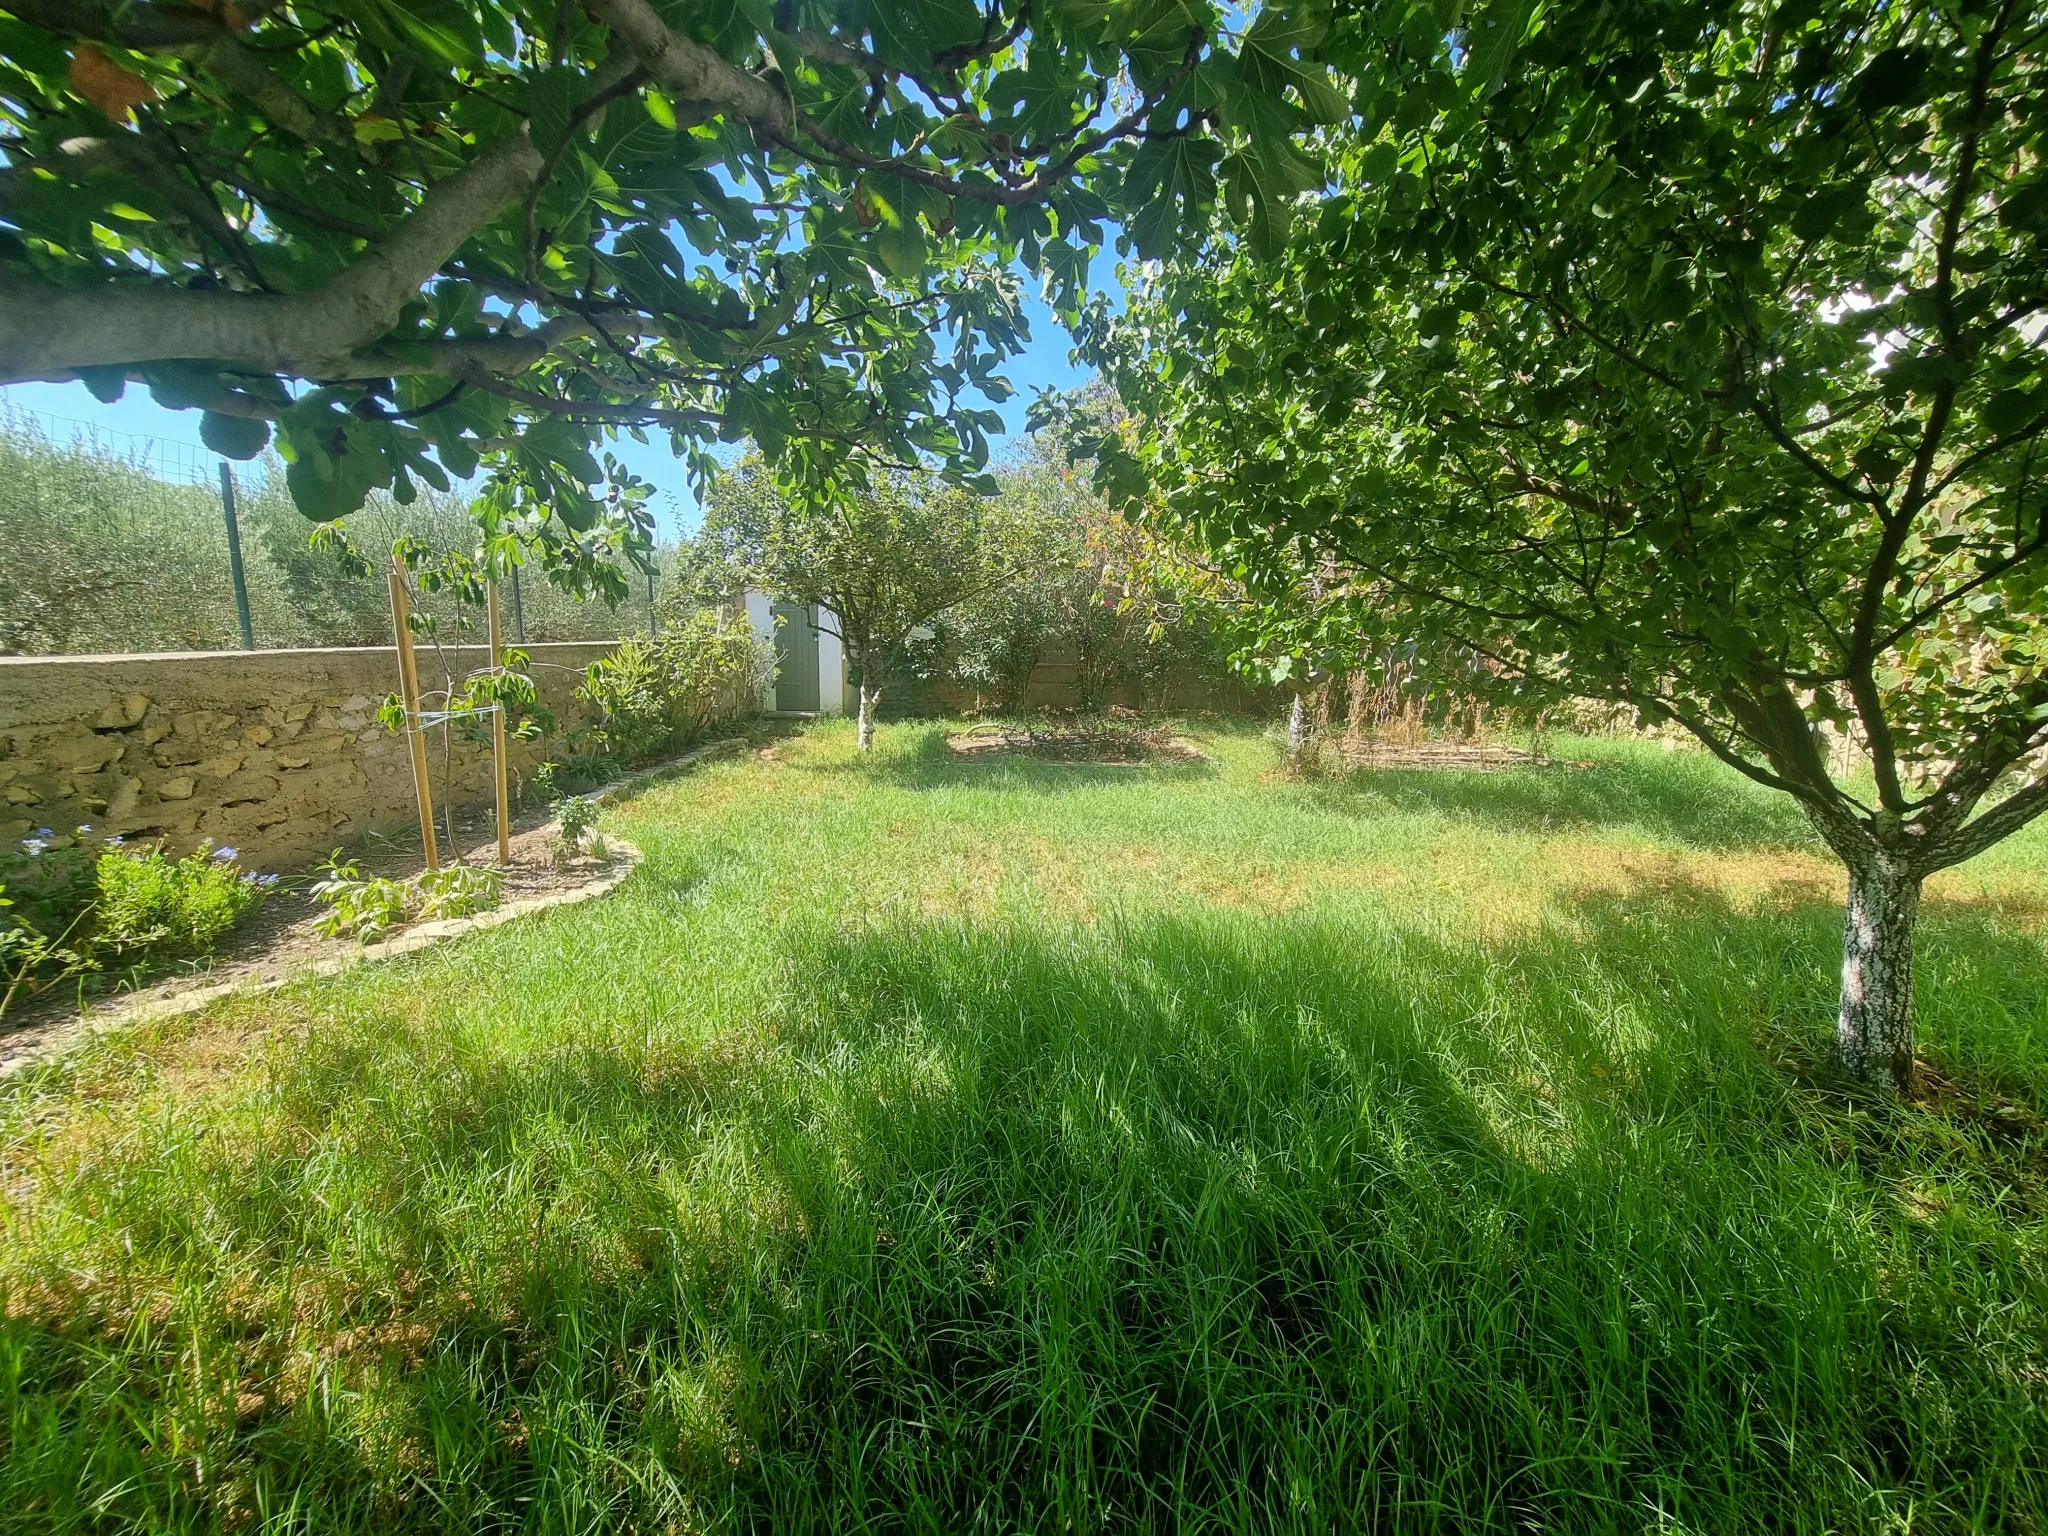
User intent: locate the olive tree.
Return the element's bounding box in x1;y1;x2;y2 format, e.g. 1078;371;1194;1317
0;0;1341;587
1091;0;2048;1092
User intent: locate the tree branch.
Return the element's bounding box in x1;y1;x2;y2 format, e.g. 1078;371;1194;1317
787;29;887;79
0;129;543;382
584;0;793;135
8;0;347;144
780;36;1202;209
0;133;267;292
1651;695;1847;809
451;363;719;430
1926;765;2048;871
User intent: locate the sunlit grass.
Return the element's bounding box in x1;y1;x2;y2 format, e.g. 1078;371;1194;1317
3;720;2045;1531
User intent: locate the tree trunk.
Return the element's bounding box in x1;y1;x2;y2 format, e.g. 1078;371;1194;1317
1286;691;1308;770
857;683;879;752
1836;857;1923;1094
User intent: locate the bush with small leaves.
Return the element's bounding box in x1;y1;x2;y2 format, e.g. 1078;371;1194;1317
0;883;96;1018
576;610;770;766
553;797;602;856
94;841;272;961
524;760;562;808
0;826;97;938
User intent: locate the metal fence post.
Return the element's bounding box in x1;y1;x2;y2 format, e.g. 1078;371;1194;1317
218;461;255;649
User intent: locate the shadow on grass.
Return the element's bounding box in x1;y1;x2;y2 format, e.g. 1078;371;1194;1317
5;881;2047;1531
1321;747;1818;852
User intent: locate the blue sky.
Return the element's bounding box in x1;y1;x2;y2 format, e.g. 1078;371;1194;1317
0;259;1121;540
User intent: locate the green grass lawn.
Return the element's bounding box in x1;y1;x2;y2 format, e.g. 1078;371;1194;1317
4;721;2046;1533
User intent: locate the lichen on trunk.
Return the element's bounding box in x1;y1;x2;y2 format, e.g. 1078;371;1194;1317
857;683;879;752
1836;857;1923;1095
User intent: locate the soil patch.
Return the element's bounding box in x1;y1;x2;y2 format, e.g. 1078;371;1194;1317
1337;740;1580;771
947;724;1208;765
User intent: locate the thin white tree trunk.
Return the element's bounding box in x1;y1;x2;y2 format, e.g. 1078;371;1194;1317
1286;691;1308;770
857;683;879;752
1837;858;1922;1093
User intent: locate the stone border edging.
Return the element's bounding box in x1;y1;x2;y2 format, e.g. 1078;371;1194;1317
0;734;749;1076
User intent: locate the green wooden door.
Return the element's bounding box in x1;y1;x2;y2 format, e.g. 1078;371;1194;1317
773;603;820;713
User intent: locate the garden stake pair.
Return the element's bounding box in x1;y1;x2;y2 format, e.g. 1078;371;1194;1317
386;558;513;871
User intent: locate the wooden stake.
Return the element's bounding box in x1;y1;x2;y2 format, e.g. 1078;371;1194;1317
487;577;511;866
388;559;440;871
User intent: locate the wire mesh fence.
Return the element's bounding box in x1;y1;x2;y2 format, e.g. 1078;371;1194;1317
0;397;666;658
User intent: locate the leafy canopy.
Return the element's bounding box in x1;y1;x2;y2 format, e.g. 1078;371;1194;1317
0;0;1343;596
703;459;1028;681
944;429;1124;708
1089;0;2048;874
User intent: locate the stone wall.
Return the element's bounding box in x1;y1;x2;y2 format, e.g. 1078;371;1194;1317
0;644;614;872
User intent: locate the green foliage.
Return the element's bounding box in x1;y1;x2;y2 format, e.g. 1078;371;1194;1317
0;874;95;1018
378;644;556;748
413;864;505;922
706;458;1033;698
553;795;601;853
0;416;648;654
0;827;96;938
461;645;555;743
942;424;1236;711
0;0;1331;583
92;841;271;960
1091;0;2048;880
0;415;283;655
942;434;1110;709
310;855;502;942
575;609;771;765
524;759;563;808
266;482;636;649
308;857;413;943
0;829;269;1010
655;526;754;619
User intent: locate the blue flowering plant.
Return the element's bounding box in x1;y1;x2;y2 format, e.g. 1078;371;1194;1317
93;841;272;962
0;831;275;1015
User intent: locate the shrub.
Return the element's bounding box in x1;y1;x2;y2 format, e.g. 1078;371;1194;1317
524;759;562;807
94;841;272;959
577;609;770;765
309;857;411;942
0;832;270;1013
560;751;627;790
554;796;601;853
